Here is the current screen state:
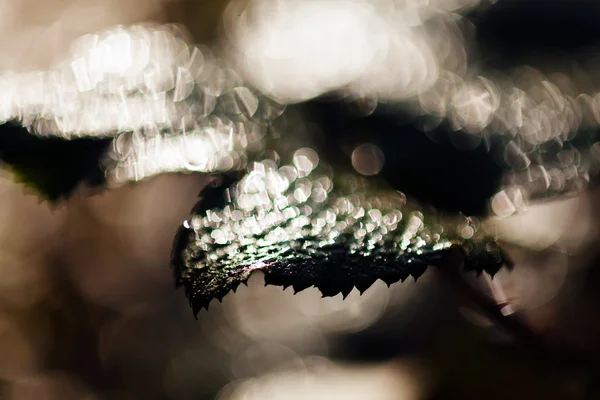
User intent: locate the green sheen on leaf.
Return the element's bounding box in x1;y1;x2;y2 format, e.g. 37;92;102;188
172;160;510;316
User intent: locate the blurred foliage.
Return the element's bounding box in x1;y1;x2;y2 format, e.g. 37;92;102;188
0;1;598;399
0;123;110;200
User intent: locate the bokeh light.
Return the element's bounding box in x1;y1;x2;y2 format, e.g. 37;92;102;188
351;143;385;176
0;1;599;399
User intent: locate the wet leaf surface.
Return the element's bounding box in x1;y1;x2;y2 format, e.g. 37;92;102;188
172;162;510;315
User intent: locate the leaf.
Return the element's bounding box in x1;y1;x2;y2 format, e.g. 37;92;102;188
0;122;111;201
172;161;511;315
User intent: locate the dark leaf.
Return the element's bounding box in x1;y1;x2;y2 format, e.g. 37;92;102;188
172;160;511;316
0;122;111;201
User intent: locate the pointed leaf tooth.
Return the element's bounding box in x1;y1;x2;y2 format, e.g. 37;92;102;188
341;284;354;299
292;282;312;294
355;278;377;294
213;287;231;303
200;298;211;311
379;277;392;288
192;305;201;319
409;261;428;280
485;257;505;277
192;299;207;316
317;282;342;298
379;272;403;287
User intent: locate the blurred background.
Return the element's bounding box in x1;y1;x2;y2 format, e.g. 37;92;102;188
0;0;600;399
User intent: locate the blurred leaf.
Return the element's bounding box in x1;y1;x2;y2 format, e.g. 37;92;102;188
0;123;111;201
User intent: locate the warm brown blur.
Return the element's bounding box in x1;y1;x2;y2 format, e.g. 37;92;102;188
1;0;600;399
